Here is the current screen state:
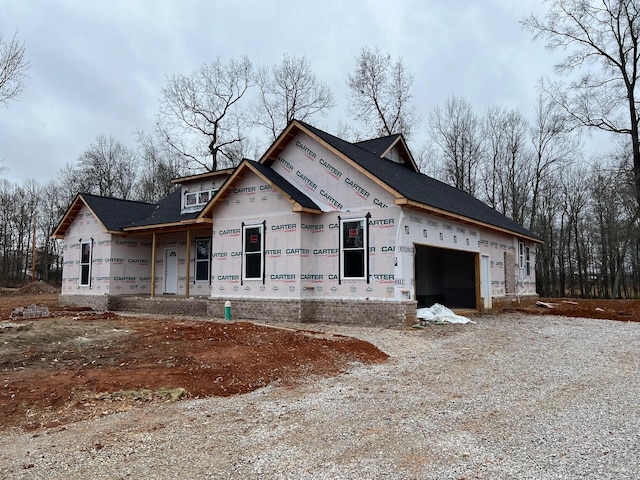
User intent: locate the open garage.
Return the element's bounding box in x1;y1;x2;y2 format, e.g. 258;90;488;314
414;244;478;309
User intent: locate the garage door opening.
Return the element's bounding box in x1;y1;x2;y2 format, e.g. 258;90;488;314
414;245;477;309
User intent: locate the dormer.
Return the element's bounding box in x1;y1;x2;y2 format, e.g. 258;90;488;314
354;133;419;172
171;169;234;214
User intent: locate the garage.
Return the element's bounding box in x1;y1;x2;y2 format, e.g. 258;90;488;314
414;244;478;309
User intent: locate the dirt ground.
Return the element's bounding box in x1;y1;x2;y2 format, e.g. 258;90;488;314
1;286;639;433
515;297;640;322
0;290;387;432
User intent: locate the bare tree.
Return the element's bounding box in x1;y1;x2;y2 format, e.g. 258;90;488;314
523;0;640;210
157;56;254;172
428;96;483;195
528;87;579;229
64;135;138;199
347;46;419;140
481;107;533;225
253;54;334;141
0;31;29;106
135;130;183;203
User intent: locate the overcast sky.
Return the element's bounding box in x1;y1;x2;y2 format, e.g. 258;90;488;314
0;0;558;185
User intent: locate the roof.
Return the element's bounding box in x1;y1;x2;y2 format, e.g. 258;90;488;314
126;188;200;227
296;121;540;241
52;189;211;238
81;193;158;230
247;160;320;211
199;159;321;216
354;135;400;156
170;167;235;184
52;193;158;238
53;121;539;242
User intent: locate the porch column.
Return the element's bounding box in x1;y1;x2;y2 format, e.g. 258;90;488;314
151;231;157;298
185;229;191;297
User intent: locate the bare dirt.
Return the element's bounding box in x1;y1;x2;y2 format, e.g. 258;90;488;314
514;297;640;322
1;287;639;433
0;291;387;432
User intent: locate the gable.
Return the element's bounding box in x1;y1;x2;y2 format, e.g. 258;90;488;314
269;131;397;212
354;134;418;171
52;193;157;239
201;159;321;220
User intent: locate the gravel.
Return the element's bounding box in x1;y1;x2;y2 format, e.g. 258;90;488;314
1;313;639;479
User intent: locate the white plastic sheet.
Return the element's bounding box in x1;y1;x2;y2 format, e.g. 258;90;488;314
416;303;473;324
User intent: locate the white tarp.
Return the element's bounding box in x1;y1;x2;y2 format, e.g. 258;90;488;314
416;303;474;324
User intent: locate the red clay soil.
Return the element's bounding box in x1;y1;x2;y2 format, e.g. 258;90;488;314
514;297;640;322
0;294;387;432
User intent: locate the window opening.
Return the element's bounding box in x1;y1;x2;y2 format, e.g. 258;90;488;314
340;216;369;280
195;238;211;282
243;224;264;281
80;240;92;286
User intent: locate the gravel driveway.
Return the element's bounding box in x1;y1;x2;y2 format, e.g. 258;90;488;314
1;313;639;479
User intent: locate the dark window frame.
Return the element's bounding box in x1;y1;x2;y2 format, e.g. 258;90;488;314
242;223;265;282
80;240;92;287
195;237;211;282
339;215;370;282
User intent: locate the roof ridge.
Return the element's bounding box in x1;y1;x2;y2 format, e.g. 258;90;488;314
79;192;158;206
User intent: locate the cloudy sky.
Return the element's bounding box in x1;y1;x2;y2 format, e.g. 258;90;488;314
1;0;558;185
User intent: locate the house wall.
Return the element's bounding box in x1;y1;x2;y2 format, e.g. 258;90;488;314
391;209;537;305
153;230;213;297
271;131;397;212
210;169;401;301
106;236;153;295
60;206;113;296
478;231;537;299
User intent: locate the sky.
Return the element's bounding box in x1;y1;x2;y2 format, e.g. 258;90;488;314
0;0;559;185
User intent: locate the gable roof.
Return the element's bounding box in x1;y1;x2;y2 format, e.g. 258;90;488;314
125;189;200;228
52;193;158;239
265;120;540;242
354;134;418;172
199;159;321;216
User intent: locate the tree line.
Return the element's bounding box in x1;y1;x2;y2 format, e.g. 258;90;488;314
2;1;640;299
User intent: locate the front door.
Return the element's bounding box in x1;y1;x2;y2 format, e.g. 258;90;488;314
164;248;178;294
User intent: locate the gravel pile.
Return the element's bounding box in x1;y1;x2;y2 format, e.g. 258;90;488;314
1;313;639;479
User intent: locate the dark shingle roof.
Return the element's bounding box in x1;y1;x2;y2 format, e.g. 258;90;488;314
299;122;539;239
81;193;157;231
127;188;199;227
248;160;320;210
354;134;401;157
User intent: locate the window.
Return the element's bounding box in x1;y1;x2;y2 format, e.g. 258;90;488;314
340;217;368;279
184;189;216;210
198;191;210;204
525;246;531;276
80;241;92;286
243;224;264;280
518;241;525;268
195;238;210;282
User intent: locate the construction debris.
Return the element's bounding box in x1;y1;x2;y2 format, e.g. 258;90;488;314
10;304;50;319
536;301;555;309
416;303;474;324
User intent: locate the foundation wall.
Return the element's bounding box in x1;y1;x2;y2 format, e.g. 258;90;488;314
60;294;417;327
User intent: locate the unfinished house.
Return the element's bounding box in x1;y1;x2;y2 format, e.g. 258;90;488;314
53;120;540;325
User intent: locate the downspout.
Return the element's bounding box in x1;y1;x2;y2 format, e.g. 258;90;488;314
151;232;156;298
